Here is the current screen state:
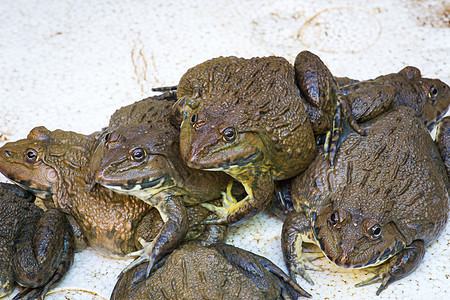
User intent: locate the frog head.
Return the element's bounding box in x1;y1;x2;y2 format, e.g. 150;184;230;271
177;56;315;182
313;202;407;269
90;124;180;197
400;66;450;130
0;126;59;200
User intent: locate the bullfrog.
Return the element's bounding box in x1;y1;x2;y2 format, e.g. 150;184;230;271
90;98;234;276
174;53;361;227
280;106;449;295
111;241;310;300
339;66;450;130
0;126;223;259
0;182;74;300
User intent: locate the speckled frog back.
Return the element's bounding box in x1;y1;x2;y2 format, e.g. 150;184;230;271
293;106;448;247
177;56;315;179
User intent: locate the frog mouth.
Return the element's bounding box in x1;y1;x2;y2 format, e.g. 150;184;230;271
98;175;167;192
199;152;262;171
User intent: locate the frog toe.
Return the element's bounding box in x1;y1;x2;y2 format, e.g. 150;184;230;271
290;253;323;285
200;203;229;224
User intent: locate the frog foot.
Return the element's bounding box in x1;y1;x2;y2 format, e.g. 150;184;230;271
325;98;366;167
123;237;156;279
200;181;237;224
355;240;425;295
288;252;324;285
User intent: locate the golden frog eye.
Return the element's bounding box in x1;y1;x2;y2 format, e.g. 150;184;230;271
329;211;339;226
369;224;382;239
428;85;438;99
25;148;39;163
222;127;237;142
130;147;146;162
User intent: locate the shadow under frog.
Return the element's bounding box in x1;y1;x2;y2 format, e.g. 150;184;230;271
279;106;449;295
0;183;74;300
0;126;223;261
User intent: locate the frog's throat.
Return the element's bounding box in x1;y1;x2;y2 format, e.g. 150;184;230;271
7;178;53;200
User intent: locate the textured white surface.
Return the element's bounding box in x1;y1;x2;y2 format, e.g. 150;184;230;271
0;0;449;299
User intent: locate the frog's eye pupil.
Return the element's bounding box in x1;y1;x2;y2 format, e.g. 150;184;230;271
190;113;197;124
370;224;382;239
329;211;339;226
222;127;237;142
25;149;38;162
429;86;438;98
131;148;146;162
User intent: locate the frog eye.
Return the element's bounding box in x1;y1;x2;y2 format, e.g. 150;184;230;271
428;85;438;99
329;211;339;226
25;149;39;163
369;224;382;239
104;133;111;143
222;127;237;142
130;148;146;162
190;113;197;124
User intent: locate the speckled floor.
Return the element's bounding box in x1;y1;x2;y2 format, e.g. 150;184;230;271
1;0;449;299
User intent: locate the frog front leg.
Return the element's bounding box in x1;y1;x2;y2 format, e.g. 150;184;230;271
13;208;75;299
281;211;324;285
356;239;425;295
123;194;188;278
201;171;274;225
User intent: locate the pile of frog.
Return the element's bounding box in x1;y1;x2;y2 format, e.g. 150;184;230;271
0;50;448;299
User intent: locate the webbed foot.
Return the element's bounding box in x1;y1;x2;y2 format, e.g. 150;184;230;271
355;240;425;295
324;97;367;167
201;178;272;225
287;252;324;285
123;238;156;280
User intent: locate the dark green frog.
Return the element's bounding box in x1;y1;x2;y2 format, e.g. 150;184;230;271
0;183;74;300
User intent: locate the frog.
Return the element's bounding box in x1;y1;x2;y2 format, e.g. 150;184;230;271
111;241;311;300
0;126;224;260
90;98;235;277
339;65;450;130
436;116;450;177
0;182;74;300
174;52;369;227
279;106;449;295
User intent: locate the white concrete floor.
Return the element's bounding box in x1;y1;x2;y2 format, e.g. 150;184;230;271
1;0;449;299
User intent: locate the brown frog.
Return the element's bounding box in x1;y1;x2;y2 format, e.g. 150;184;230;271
174;53;360;227
340;66;450;130
0;126;222;259
436;116;450;177
280;106;449;295
0;183;74;300
90;98;234;276
111;241;310;300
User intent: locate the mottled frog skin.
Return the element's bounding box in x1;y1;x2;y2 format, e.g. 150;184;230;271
176;55;318;226
436;116;450;177
281;106;449;295
0;127;221;259
90;98;232;277
340;66;450;130
0;183;74;300
111;241;310;300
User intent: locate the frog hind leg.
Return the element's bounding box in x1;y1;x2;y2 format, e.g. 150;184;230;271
356;239;425;295
210;242;311;299
201;174;273;225
13;208;75;299
281;211;324;286
123;195;189;280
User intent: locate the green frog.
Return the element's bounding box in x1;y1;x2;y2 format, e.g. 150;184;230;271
0;126;223;260
111;241;310;300
0;183;74;300
280;106;449;295
90;98;234;277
